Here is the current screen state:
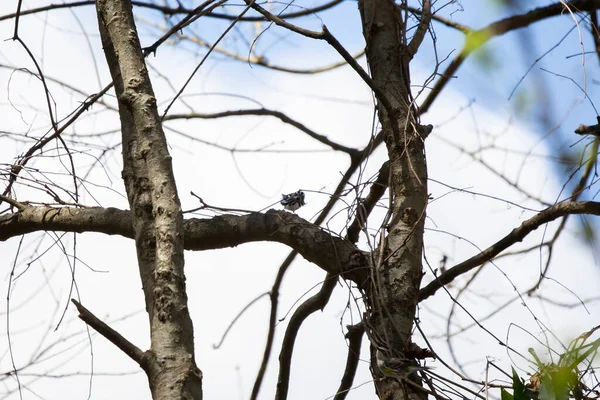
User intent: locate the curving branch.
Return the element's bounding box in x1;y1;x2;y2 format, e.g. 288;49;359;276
240;0;386;105
164;109;360;156
275;272;338;400
175;32;366;75
250;250;296;400
333;323;365;400
0;206;368;281
209;0;344;21
419;201;600;301
419;0;600;114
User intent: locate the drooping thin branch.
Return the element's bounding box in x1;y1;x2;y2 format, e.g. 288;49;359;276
209;0;344;21
164;109;360;156
434;134;552;207
174;30;366;74
142;0;225;56
527;137;599;293
1;84;113;206
161;0;255;118
400;3;470;34
346;161;390;244
213;292;269;349
419;200;600;300
71;300;145;366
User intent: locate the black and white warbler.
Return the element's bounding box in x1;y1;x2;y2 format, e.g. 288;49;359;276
280;190;306;211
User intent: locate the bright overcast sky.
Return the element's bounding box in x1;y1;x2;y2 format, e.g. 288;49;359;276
1;1;599;399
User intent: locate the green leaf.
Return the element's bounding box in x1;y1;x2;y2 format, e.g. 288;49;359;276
464;29;493;53
512;367;529;400
539;376;555;400
528;348;543;368
502;388;515;400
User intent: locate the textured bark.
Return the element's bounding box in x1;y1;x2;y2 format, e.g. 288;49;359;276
0;207;368;281
95;0;202;398
358;0;429;399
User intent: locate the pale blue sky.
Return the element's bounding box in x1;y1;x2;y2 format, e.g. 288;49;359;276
0;1;599;399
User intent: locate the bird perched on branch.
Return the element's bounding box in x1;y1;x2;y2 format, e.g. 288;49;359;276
375;349;431;381
280;190;306;211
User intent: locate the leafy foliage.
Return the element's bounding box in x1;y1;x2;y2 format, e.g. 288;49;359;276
504;327;600;400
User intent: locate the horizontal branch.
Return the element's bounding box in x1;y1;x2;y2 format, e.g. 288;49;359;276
0;0;344;23
419;201;600;300
0;206;367;281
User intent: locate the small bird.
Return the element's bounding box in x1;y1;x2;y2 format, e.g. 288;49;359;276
375;349;431;381
280;190;306;211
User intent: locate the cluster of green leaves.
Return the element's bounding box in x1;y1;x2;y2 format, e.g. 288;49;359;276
501;328;599;400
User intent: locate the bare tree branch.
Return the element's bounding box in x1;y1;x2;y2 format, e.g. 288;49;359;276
407;0;431;57
419;201;600;301
346;161;390;244
275;272;338;400
0;0;345;23
419;0;600;114
400;3;470;34
0;207;368;280
71;299;146;366
333;323;365;400
164;109;360;155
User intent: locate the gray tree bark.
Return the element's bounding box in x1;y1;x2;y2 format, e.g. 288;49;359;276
358;0;430;399
3;1;598;400
96;0;202;397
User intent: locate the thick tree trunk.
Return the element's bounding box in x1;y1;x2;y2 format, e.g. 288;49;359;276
358;1;429;399
95;0;202;398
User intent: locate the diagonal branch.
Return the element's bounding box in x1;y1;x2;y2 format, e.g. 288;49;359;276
407;0;431;57
346;161;390;244
419;0;600;114
239;0;385;103
419;201;600;301
71;299;146;366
